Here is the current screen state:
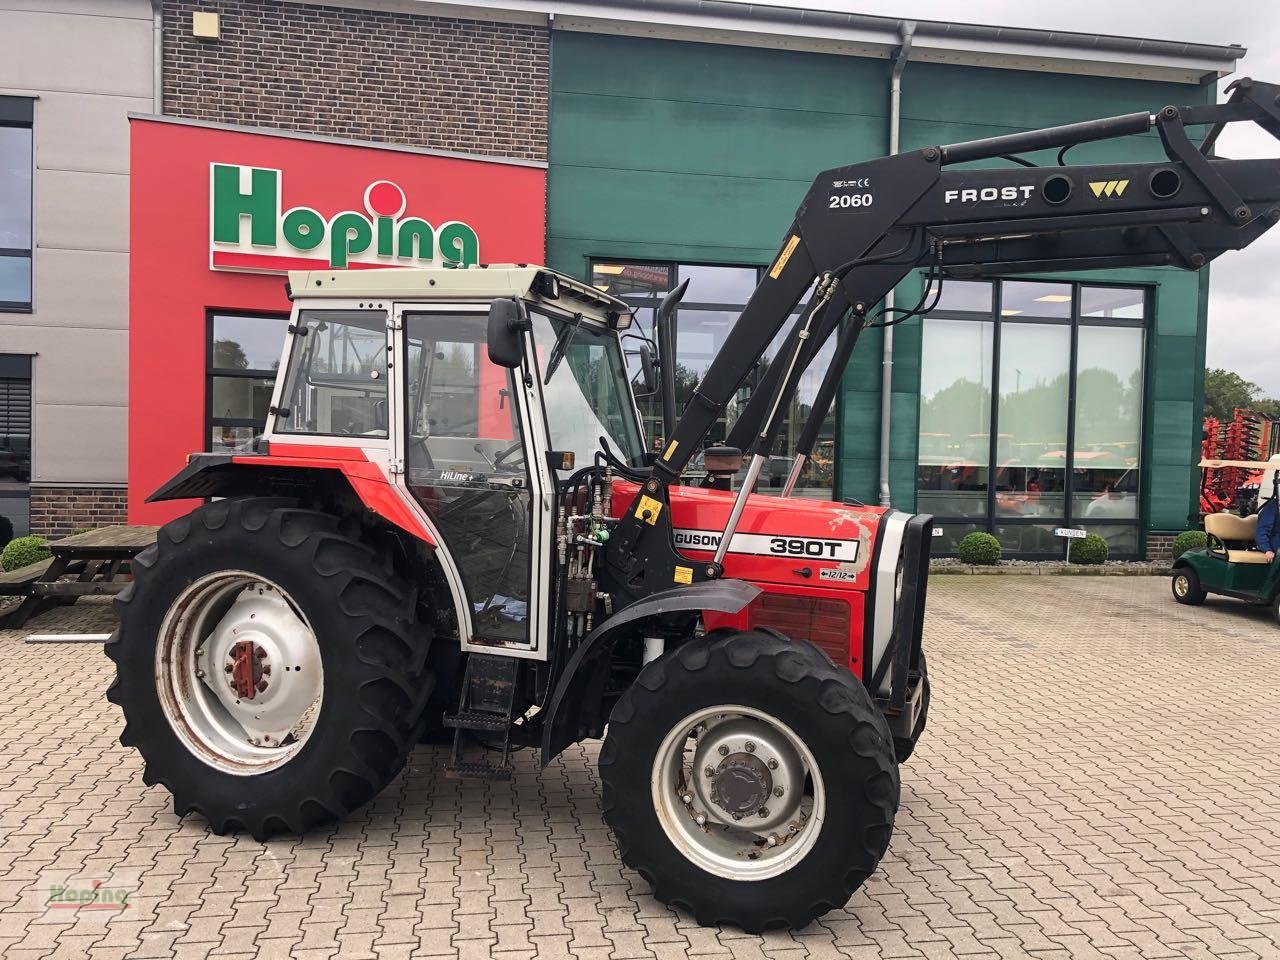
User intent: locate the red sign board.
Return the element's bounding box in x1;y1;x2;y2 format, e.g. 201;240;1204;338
129;117;546;523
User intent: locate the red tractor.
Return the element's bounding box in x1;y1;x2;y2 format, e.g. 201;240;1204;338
108;80;1280;930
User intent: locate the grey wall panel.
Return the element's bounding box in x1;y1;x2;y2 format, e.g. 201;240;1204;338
29;328;126;408
0;10;151;98
0;0;150;15
0;320;125;404
31;248;128;330
35;168;129;255
30;403;127;484
35;91;151;175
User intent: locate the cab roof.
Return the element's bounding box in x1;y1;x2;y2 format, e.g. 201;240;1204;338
287;265;631;328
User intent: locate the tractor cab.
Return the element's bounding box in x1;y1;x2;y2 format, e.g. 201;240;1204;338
1172;456;1280;614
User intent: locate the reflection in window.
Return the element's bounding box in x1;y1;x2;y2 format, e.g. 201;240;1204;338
592;260;835;499
0;98;35;311
0;354;32;536
923;281;1147;557
995;323;1069;517
207;312;289;452
917;318;993;517
1073;325;1143;519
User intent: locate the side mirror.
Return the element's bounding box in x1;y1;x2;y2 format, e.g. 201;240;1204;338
637;344;659;396
487;298;531;368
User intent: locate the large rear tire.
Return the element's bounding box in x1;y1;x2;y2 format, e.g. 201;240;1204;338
106;498;433;840
599;629;898;932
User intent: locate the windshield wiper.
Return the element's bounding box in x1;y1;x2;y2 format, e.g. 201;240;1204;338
543;313;585;384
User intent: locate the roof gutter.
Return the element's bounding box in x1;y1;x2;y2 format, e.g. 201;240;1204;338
879;20;912;509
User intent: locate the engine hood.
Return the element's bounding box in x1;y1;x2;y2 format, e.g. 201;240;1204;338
611;478;890;590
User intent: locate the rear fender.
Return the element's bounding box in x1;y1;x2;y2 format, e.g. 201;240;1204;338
539;579;760;765
148;452;438;547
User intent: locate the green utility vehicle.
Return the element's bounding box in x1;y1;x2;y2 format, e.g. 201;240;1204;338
1172;458;1280;618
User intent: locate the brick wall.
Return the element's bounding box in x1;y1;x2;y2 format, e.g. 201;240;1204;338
29;487;128;540
1146;533;1174;563
162;0;549;162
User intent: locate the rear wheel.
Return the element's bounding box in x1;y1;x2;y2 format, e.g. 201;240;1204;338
1172;567;1206;605
106;498;433;840
599;629;898;932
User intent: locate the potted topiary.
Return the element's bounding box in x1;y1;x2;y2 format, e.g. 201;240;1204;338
957;531;1001;565
1;535;51;572
1070;532;1109;565
1170;529;1207;561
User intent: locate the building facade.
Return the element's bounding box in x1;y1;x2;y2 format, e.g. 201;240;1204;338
0;0;1245;559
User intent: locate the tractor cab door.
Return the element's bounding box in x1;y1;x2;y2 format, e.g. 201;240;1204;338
396;307;552;656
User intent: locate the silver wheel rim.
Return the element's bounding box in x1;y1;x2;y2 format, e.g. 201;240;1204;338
155;571;324;775
1174;574;1189;597
651;705;825;881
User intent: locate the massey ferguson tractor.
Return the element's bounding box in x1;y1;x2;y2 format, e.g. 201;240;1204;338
108;79;1280;931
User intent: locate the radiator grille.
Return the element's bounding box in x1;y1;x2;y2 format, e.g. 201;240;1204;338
747;592;851;669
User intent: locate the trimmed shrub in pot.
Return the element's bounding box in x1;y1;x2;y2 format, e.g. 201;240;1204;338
1171;529;1208;560
957;531;1001;565
1071;533;1109;565
1;535;51;572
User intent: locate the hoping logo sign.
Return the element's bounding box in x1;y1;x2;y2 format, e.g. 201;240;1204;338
209;164;480;274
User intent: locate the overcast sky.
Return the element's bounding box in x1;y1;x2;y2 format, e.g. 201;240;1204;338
746;0;1280;396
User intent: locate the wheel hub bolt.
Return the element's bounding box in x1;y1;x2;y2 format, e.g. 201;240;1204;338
767;758;778;770
717;745;729;757
758;807;769;818
774;786;784;798
767;834;779;847
695;813;707;826
744;741;756;752
703;766;715;778
682;793;693;805
224;664;233;673
732;812;743;821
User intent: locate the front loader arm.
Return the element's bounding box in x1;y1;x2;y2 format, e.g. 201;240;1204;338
603;78;1280;602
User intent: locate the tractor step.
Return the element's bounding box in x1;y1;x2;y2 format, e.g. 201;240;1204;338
445;759;513;781
447;654;521;782
443;710;510;733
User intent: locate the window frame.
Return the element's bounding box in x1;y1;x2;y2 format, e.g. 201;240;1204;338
0;96;35;314
205;309;290;452
921;278;1149;559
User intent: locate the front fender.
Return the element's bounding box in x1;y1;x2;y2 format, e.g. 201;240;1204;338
539;579;761;765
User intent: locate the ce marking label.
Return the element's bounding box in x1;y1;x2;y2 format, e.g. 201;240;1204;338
829;177;873;212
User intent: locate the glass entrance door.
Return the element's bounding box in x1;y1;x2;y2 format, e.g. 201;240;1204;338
402;312;534;645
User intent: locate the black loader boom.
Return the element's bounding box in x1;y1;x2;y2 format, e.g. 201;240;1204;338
604;77;1280;601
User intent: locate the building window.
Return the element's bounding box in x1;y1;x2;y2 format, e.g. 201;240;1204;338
0;97;34;312
590;260;836;499
917;280;1147;558
207;312;289;452
0;354;32;538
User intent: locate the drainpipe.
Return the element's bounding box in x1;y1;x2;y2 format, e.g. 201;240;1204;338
150;0;163;113
878;21;913;508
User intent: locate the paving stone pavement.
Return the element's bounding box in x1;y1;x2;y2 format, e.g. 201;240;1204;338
0;576;1278;960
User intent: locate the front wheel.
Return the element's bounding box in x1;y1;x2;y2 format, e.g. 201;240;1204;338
599;629;899;932
1171;567;1206;605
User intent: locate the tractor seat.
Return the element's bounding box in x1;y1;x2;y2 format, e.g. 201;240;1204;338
1204;512;1269;563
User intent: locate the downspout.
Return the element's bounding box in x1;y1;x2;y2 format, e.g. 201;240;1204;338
150;0;163;113
878;21;913;507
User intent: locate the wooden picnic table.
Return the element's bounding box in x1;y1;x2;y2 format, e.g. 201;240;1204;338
0;525;159;630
